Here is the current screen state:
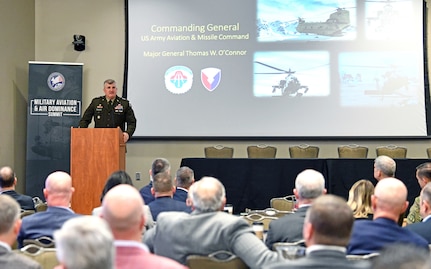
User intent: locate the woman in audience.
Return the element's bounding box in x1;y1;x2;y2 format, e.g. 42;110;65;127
92;170;154;229
347;179;374;220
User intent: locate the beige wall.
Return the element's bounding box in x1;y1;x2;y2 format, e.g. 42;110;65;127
1;0;431;194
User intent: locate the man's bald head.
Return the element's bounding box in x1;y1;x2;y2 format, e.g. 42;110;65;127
188;177;226;213
101;184;145;240
372;177;408;219
0;166;16;189
44;171;74;206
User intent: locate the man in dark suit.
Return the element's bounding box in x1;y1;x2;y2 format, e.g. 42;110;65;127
144;176;281;269
404;181;431;242
347;177;429;254
173;166;195;203
0;166;35;211
0;195;41;269
265;195;370;269
17;171;80;247
148;171;191;221
265;169;326;249
140;158;171;205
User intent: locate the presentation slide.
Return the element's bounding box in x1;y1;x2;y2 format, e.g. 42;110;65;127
126;0;427;138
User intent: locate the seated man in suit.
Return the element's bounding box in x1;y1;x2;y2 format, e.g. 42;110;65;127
101;184;187;269
140;158;171;205
373;155;396;182
0;195;41;269
265;169;326;249
54;216;114;269
144;176;281;269
0;166;35;211
404;181;431;243
173;166;195;203
371;243;431;269
265;195;370;269
17;171;80;247
406;162;431;224
148;171;191;221
347;177;429;254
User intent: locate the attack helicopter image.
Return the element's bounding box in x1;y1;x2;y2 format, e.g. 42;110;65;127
296;8;351;37
254;61;309;98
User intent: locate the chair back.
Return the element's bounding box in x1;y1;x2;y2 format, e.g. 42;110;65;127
376;144;407;158
247;208;292;218
204;145;234;158
289;144;319;158
15;244;59;269
23;236;55;248
247;144;277;158
272;240;306;259
270;195;296;211
186;250;249;269
20;209;36;218
243;213;278;230
427;148;431;159
338;144;368;158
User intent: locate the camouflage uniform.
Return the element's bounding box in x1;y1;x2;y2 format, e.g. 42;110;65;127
406;196;422;224
79;95;137;137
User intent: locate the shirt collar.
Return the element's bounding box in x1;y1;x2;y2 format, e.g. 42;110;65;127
115;240;149;252
423;215;431;222
0;241;11;251
306;244;346;255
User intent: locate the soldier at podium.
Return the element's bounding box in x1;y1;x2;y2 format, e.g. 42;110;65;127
79;79;137;143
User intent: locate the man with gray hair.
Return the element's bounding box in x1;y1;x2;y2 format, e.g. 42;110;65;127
373;155;396;181
144;176;280;269
54;216;114;269
265;169;326;249
0;195;41;269
173;166;195;202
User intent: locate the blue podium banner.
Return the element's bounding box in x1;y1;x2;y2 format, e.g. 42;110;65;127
25;62;83;199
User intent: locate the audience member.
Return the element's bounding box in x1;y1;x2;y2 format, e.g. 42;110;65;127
347;179;374;220
139;158;171;204
17;171;79;248
406;162;431;224
265;195;370;269
144;176;280;269
173;166;195;202
405;182;431;243
92;170;154;230
101;184;187;269
372;243;431;269
148;171;191;220
0;166;35;211
373;155;396;181
347;177;429;254
54;216;114;269
0;195;41;269
265;169;326;249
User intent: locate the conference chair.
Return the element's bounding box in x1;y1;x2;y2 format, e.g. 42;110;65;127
204;145;234;158
243;212;278;231
186;250;249;269
20;209;36;218
289;144;319;158
270;195;296;211
337;144;368;158
246;208;292;218
15;244;59;269
23;236;55;248
427;148;431;159
247;144;277;158
346;253;380;261
375;144;407;159
33;196;48;212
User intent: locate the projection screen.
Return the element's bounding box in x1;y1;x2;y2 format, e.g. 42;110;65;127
126;0;428;138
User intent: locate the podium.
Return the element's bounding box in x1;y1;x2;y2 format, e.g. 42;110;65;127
70;127;125;214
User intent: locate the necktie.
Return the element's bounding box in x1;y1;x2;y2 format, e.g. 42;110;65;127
108;100;113;108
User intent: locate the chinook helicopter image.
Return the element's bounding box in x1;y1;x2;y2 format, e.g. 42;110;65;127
296;8;351;37
254;61;309;97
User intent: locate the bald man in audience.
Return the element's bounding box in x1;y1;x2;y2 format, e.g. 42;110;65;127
0;195;41;269
265;169;326;249
144;176;281;269
373;155;396;181
101;184;187;269
265;195;370;269
404;182;431;243
17;171;79;248
0;166;35;211
347;177;429;254
173;166;195;203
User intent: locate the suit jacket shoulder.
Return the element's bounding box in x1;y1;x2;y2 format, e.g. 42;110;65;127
0;246;41;269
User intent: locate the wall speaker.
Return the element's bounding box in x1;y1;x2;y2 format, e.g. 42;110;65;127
72;35;85;51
